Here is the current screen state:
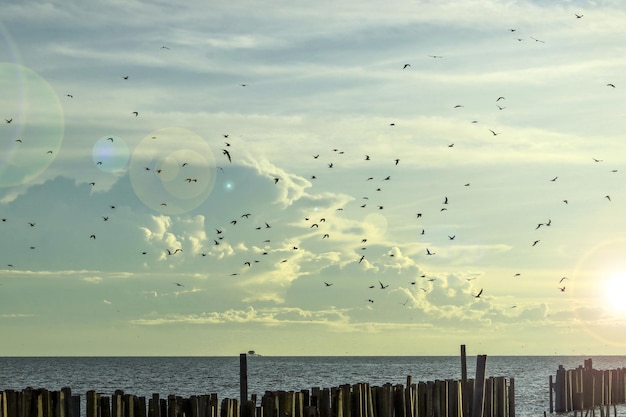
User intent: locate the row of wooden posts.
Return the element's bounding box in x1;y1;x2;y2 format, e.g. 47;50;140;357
1;347;514;417
550;358;626;416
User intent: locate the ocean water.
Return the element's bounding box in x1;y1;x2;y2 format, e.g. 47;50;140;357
1;356;626;417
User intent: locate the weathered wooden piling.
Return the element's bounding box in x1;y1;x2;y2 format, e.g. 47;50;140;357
551;359;626;414
2;352;515;417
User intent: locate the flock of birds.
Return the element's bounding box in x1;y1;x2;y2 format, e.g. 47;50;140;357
0;11;623;317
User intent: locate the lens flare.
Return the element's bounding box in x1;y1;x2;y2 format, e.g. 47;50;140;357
129;127;217;214
0;63;64;187
92;136;130;173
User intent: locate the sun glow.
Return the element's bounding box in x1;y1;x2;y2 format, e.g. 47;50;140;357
604;273;626;314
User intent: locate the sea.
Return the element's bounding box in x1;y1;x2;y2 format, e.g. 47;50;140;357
1;356;626;417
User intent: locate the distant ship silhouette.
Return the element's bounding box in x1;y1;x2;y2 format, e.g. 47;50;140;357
247;350;262;357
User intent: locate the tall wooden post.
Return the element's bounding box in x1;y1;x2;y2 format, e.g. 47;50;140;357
461;345;467;384
240;353;249;417
472;355;487;417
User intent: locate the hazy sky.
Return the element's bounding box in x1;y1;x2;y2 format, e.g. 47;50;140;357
2;0;626;356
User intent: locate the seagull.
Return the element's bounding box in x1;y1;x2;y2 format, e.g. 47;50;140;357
5;118;12;123
174;282;184;287
222;149;231;162
575;13;583;18
550;176;558;182
379;281;389;289
403;64;410;69
448;235;455;240
532;240;540;246
496;97;505;101
559;277;568;283
489;129;500;136
426;248;435;255
132;111;139;117
607;83;616;88
559;286;566;292
474;289;483;298
605;195;611;201
324;282;333;287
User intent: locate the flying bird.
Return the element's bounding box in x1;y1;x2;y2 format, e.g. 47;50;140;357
474;289;483;298
426;248;435;255
222;149;232;162
132;112;139;117
575;13;583;18
324;282;333;287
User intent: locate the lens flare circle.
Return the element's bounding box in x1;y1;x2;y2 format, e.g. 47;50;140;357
129;127;217;214
0;63;64;187
92;136;130;173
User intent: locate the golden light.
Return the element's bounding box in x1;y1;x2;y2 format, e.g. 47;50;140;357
604;272;626;314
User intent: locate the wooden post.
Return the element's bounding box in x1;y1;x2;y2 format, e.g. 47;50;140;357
240;354;249;417
472;355;487;417
461;345;467;384
508;378;515;417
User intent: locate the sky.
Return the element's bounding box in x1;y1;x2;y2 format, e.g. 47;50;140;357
1;0;626;357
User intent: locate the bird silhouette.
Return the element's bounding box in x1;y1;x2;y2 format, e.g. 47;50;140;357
222;149;231;162
474;289;483;298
